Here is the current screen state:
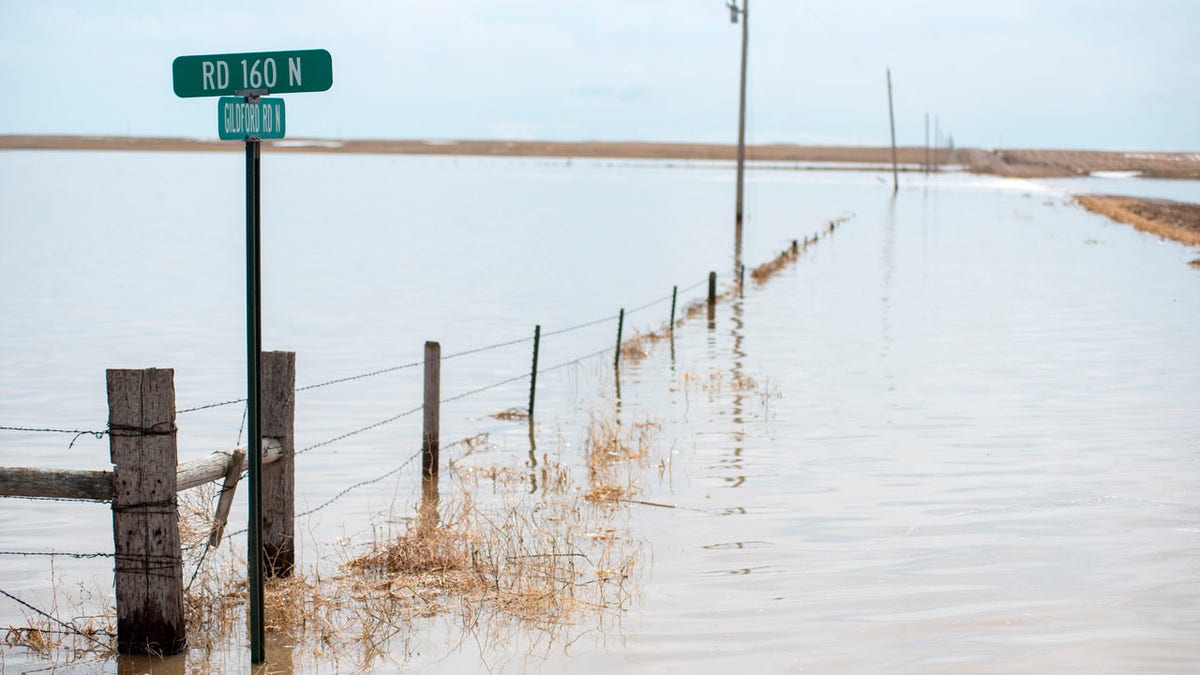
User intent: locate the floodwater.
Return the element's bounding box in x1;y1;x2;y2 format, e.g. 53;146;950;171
1;151;1199;673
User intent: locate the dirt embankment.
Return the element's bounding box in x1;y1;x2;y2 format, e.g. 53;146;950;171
0;134;937;165
962;148;1200;179
1076;195;1200;252
4;135;1197;179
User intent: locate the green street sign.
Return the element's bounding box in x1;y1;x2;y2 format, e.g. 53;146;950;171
173;49;332;98
218;97;285;140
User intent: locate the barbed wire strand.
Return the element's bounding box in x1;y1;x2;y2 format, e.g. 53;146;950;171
0;587;112;651
541;312;621;339
0;550;113;559
0;495;110;505
175;398;247;415
439;372;529;406
538;345;615;376
294;404;424;459
295;450;423;521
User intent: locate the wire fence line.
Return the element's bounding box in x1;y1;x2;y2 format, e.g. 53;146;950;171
3;276;710;431
293;338;618;462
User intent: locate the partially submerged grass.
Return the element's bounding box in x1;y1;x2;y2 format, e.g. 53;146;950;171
489;406;529;421
1076;194;1200;247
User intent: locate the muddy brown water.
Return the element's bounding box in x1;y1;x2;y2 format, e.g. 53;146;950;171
1;152;1198;672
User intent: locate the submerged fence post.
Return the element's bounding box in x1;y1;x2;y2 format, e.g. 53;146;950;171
708;271;717;307
261;351;295;577
528;325;540;418
422;341;441;483
614;308;625;370
739;264;745;294
107;368;186;655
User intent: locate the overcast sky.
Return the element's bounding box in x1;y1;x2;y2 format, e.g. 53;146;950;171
1;1;1196;150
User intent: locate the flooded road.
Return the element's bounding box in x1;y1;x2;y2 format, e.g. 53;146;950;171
2;153;1198;672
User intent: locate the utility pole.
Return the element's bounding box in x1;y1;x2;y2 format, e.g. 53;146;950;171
934;115;941;172
924;112;930;175
886;68;898;193
728;0;749;227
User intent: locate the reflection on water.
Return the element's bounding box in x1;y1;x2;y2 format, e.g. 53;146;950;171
1;154;1199;672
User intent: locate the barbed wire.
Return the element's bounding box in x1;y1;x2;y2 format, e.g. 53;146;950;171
0;550;114;559
0;587;112;651
441;335;533;361
440;372;530;406
294;360;422;393
176;398;247;415
0;425;108;450
0;495;110;505
295;449;423;521
537;345;614;375
624;291;675;315
294;404;424;459
541;312;621;339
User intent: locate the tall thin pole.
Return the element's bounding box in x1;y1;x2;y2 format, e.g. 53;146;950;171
245;134;264;665
934;115;941;172
886;68;898;193
735;0;749;227
924;112;930;175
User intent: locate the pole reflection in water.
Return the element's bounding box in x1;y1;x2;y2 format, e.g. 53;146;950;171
721;293;747;489
527;418;538;495
881;194;897;385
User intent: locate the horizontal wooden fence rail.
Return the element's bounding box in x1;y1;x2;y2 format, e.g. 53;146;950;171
0;438;283;501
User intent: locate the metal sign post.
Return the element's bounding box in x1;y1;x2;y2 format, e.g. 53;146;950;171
240;88;266;665
172;49;332;667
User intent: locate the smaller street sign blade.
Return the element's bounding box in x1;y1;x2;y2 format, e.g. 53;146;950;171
217;97;286;140
174;49;332;98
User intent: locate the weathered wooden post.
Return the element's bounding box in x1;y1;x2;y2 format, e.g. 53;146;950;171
422;341;441;483
261;351;295;577
707;271;717;307
107;368;186;655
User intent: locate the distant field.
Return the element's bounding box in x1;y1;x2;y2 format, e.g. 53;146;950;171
1077;194;1200;248
2;134;1198;180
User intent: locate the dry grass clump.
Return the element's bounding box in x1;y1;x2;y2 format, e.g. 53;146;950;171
584;408;661;509
489;407;530;421
346;463;640;634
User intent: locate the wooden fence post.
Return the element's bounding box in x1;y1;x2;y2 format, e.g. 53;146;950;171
107;368;186;655
422;341;441;483
261;351;296;577
707;271;717;307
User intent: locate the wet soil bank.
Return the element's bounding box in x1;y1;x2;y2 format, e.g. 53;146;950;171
1077;194;1200;253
